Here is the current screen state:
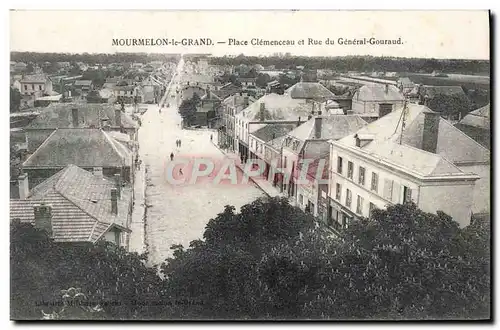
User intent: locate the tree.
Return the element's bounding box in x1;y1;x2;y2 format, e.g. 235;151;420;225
82;70;106;88
10;221;165;320
10;87;22;113
255;73;271;88
178;93;200;126
426;93;473;119
86;90;104;103
11;199;490;320
160;199;490;320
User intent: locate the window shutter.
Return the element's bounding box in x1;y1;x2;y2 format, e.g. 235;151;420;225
383;179;393;200
392;182;401;203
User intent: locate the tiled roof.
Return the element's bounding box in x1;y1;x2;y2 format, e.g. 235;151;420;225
20;74;49;83
237;94;312;121
458;104;490;129
10;164;131;243
25;103;137;129
23;129;133;168
354;85;405;102
285;82;335;100
288;115;367;141
336;104;490;169
252;123;298;142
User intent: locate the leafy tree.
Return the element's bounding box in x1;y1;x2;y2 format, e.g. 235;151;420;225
82;70;106;88
86;90;104;103
160;199;490;320
26;63;34;73
255;73;271;88
10;87;22;113
425;93;473;119
10;221;165;320
178;93;200;126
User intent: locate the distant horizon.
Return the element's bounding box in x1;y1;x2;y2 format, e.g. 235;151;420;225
9;51;490;62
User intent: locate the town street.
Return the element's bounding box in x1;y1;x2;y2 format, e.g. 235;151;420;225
137;58;265;266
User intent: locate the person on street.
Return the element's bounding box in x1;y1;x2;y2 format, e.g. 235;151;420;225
178;140;182;148
170;152;174;161
210;134;213;142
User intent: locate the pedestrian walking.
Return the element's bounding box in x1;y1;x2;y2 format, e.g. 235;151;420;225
210;134;213;142
179;168;183;175
170;152;174;161
178;139;182;148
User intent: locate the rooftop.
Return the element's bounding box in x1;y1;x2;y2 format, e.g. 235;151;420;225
20;74;49;83
285;82;335;100
252;123;298;142
458;103;490;129
335;104;490;174
237;93;311;122
26;103;137;130
354;84;405;102
10;164;131;243
23;128;133;168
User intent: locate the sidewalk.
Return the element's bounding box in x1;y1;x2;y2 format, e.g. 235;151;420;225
211;142;286;199
129;163;146;254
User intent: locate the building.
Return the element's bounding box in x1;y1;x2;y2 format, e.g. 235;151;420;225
218;93;256;151
73;80;93;94
351;84;405;120
239;77;257;88
22;128;134;188
455;103;490;149
248;122;299;180
24;103;138;153
10;164;132;248
19;74;53;97
113;85;140;103
234;94;313;162
327;104;489;229
284;82;335;101
397;77;415;95
280;115;367;216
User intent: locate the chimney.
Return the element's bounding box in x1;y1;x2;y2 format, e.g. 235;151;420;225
422;110;440;153
297;116;301;127
259;102;265;121
18;173;29;200
33;203;53;236
311;102;316;115
111;188;118;215
244;96;249;107
385;84;389;94
72;108;79;127
114;173;122;199
314;116;323;139
115;109;122;127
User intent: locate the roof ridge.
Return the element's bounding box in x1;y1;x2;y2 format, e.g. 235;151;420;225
23;128;59;167
101;130;127;162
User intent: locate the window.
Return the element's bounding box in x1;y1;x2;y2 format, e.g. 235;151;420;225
383;179;394;200
342;214;352;229
327;206;334;226
371;172;379;192
358;166;366;185
337;156;343;174
335;183;341;200
356;195;364;214
345;189;352;208
32;84;35;90
283;156;287;168
347;161;354;179
39;85;42;91
369;202;377;216
403;186;412;203
299;194;303;205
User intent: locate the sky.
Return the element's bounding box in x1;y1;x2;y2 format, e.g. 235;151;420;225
10;10;490;60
